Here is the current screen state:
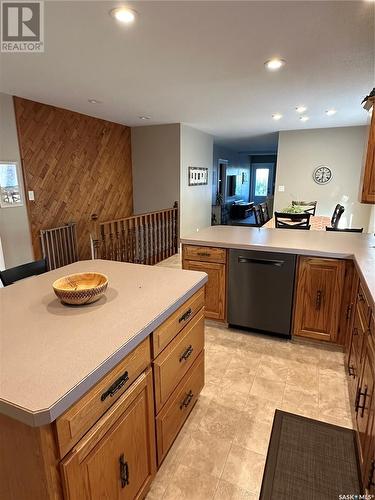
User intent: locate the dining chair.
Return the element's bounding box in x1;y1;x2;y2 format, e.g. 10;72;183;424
274;212;311;230
253;204;264;226
326;227;363;233
291;200;317;216
0;259;47;286
330;204;345;229
260;202;270;223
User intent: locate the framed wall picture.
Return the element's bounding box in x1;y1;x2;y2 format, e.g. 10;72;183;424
188;167;208;186
0;161;24;208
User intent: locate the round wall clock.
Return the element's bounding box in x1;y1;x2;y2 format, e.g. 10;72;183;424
313;165;332;184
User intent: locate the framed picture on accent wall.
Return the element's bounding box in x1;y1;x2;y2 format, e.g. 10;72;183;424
0;161;23;208
188;167;209;186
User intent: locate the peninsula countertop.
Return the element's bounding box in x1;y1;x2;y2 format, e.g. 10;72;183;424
181;225;375;307
0;260;207;426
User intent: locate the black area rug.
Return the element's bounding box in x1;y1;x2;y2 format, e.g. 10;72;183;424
260;410;362;500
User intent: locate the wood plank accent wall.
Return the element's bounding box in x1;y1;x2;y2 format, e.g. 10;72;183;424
14;97;133;260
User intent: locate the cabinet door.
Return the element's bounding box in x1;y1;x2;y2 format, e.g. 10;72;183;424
184;260;226;321
347;305;365;402
356;342;374;466
361;102;375;204
61;370;156;500
294;257;345;342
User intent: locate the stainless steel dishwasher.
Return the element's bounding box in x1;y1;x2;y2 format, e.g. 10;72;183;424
228;249;296;338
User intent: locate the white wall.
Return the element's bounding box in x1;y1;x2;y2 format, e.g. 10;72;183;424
274;126;372;230
0;93;34;268
131;124;180;214
180;125;213;238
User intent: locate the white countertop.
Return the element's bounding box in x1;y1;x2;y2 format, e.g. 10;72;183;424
181;225;375;308
0;260;207;426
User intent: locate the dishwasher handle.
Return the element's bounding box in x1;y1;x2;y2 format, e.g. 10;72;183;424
237;256;285;267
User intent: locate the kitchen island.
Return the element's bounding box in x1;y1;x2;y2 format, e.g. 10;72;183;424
0;259;207;499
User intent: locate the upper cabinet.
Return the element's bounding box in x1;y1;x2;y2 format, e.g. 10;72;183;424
361;98;375;204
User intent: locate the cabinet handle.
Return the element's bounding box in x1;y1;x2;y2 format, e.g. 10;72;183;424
179;345;193;363
179;390;194;410
358;292;365;302
197;252;210;257
346;304;352;321
179;308;192;323
355;386;368;417
315;290;322;310
348;365;355;378
119;454;129;488
101;371;129;402
353;327;358;337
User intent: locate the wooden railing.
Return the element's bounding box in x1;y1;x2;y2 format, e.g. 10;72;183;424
40;222;78;270
90;203;179;265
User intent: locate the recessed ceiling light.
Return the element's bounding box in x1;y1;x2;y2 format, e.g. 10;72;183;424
300;116;310;122
326;109;337;116
139;116;151;120
88;99;101;104
296;105;307;114
272;113;283;121
110;7;137;24
264;58;286;71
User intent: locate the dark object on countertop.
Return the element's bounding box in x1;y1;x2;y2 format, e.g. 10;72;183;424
274;211;311;230
260;410;362;500
291;200;317;215
330;204;345;228
0;259;47;286
326;227;363;233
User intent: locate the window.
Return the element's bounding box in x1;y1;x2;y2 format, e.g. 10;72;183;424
0;162;23;208
254;168;269;197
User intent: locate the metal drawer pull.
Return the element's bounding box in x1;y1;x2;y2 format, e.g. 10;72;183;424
179;308;192;323
353;327;358;336
348;365;355;378
179;345;193;362
358;292;365;302
119;454;129;488
101;371;129;401
197;252;210;257
315;290;322;310
180;390;194;410
355;386;368;417
238;257;284;267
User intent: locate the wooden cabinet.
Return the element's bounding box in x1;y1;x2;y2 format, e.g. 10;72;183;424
153;310;205;412
293;257;345;342
61;369;156;500
182;245;227;321
156;352;204;464
361;98;375;204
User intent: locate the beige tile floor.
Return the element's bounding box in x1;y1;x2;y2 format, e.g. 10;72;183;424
149;253;352;500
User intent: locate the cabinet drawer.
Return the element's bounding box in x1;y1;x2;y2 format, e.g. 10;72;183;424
61;369;156;500
154;309;204;413
358;283;371;326
183;245;226;264
56;337;151;459
152;288;204;357
156;351;204;465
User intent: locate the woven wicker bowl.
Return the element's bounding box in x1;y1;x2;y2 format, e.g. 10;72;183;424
52;272;108;305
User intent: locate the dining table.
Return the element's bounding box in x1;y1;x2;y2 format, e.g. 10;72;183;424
263;215;331;230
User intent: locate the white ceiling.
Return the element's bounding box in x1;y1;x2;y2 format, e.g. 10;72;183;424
1;1;374;152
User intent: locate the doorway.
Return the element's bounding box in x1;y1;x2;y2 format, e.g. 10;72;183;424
249;155;277;210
